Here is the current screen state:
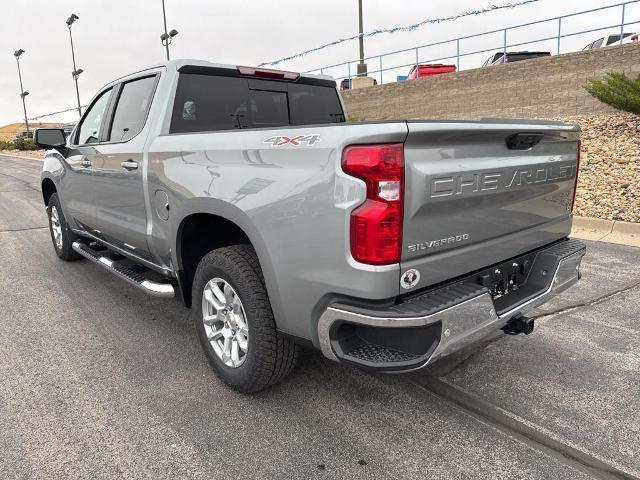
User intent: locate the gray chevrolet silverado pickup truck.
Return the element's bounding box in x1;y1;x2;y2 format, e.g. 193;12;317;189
35;60;585;392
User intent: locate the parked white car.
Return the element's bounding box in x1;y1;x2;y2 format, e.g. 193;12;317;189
583;32;638;50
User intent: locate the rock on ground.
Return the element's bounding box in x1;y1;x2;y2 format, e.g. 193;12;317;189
555;113;639;223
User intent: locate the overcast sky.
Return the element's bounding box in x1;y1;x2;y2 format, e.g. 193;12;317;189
1;0;637;126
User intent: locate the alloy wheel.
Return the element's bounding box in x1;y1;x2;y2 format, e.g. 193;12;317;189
50;206;63;250
201;277;249;368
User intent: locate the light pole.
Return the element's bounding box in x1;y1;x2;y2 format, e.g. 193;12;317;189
357;0;367;76
66;13;83;118
14;49;30;133
160;0;179;61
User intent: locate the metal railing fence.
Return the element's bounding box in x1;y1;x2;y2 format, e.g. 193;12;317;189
304;0;640;84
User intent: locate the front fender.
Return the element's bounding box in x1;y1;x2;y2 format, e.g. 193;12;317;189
41;150;67;203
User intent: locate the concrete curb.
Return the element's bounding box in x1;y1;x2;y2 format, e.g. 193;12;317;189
572;216;640;247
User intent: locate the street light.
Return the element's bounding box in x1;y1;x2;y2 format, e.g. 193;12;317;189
13;49;30;133
357;0;367;76
66;13;83;118
160;0;179;61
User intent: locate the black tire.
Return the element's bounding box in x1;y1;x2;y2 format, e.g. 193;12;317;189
192;245;299;393
47;193;83;261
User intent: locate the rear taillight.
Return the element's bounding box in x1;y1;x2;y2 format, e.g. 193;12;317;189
236;66;300;81
632;34;639;42
571;140;581;212
342;144;404;265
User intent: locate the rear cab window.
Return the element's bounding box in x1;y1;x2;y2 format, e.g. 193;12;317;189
505;52;550;63
169;69;345;134
606;33;633;45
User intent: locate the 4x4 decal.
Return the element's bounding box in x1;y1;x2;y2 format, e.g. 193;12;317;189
263;134;322;147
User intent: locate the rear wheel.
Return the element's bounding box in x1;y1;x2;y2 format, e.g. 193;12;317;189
192;245;299;393
47;193;82;261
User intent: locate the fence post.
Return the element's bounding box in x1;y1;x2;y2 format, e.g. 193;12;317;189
620;3;626;45
379;56;383;84
557;17;562;54
456;39;460;70
415;47;419;67
348;63;351;81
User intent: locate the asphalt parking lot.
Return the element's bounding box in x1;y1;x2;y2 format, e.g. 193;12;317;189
1;154;639;480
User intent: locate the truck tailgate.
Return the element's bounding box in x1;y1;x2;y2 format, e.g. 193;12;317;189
402;120;580;291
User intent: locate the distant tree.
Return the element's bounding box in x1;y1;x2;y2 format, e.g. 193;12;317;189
585;72;640;115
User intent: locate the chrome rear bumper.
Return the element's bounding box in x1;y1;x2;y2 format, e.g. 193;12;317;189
317;239;585;372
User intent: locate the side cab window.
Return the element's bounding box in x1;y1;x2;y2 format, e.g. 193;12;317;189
75;88;113;146
108;75;159;143
72;73;159;146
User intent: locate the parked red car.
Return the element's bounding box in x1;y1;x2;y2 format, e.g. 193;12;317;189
407;64;457;79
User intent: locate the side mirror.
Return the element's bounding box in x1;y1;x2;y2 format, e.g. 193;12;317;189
34;128;66;150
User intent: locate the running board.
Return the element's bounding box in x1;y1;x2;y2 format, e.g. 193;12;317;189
72;241;175;298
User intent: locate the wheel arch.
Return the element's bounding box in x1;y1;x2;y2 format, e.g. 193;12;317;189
41;177;57;206
173;206;278;317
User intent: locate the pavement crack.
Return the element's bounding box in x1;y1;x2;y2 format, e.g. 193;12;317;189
413;281;640;378
532;279;640;321
0;171;41;192
0;226;48;233
415;377;640;480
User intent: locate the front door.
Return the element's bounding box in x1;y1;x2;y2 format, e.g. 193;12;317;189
62;87;114;233
91;75;159;260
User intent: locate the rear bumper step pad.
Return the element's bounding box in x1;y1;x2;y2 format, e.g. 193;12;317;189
72;241;175;298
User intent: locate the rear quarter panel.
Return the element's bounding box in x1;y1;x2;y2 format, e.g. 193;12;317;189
146;122;408;344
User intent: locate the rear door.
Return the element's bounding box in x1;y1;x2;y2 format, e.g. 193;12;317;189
401;121;580;291
91;74;159;259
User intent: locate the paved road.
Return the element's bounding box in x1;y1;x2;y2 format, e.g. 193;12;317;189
1;154;638;480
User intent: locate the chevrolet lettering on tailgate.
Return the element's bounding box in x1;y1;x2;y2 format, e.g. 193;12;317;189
429;162;577;198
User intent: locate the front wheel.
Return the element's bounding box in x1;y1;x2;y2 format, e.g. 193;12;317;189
47;193;82;261
192;245;299;393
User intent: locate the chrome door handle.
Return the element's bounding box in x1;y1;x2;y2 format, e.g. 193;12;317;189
121;160;138;171
81;159;92;168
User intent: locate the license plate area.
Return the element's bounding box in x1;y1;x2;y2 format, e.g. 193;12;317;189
476;250;538;301
474;248;562;315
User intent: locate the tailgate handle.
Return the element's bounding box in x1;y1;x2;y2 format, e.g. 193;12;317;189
506;133;544;150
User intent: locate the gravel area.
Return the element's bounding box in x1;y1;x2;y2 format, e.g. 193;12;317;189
557;113;640;223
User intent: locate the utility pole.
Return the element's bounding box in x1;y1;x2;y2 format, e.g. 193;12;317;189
14;49;29;133
357;0;367;76
160;0;179;61
66;14;83;118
